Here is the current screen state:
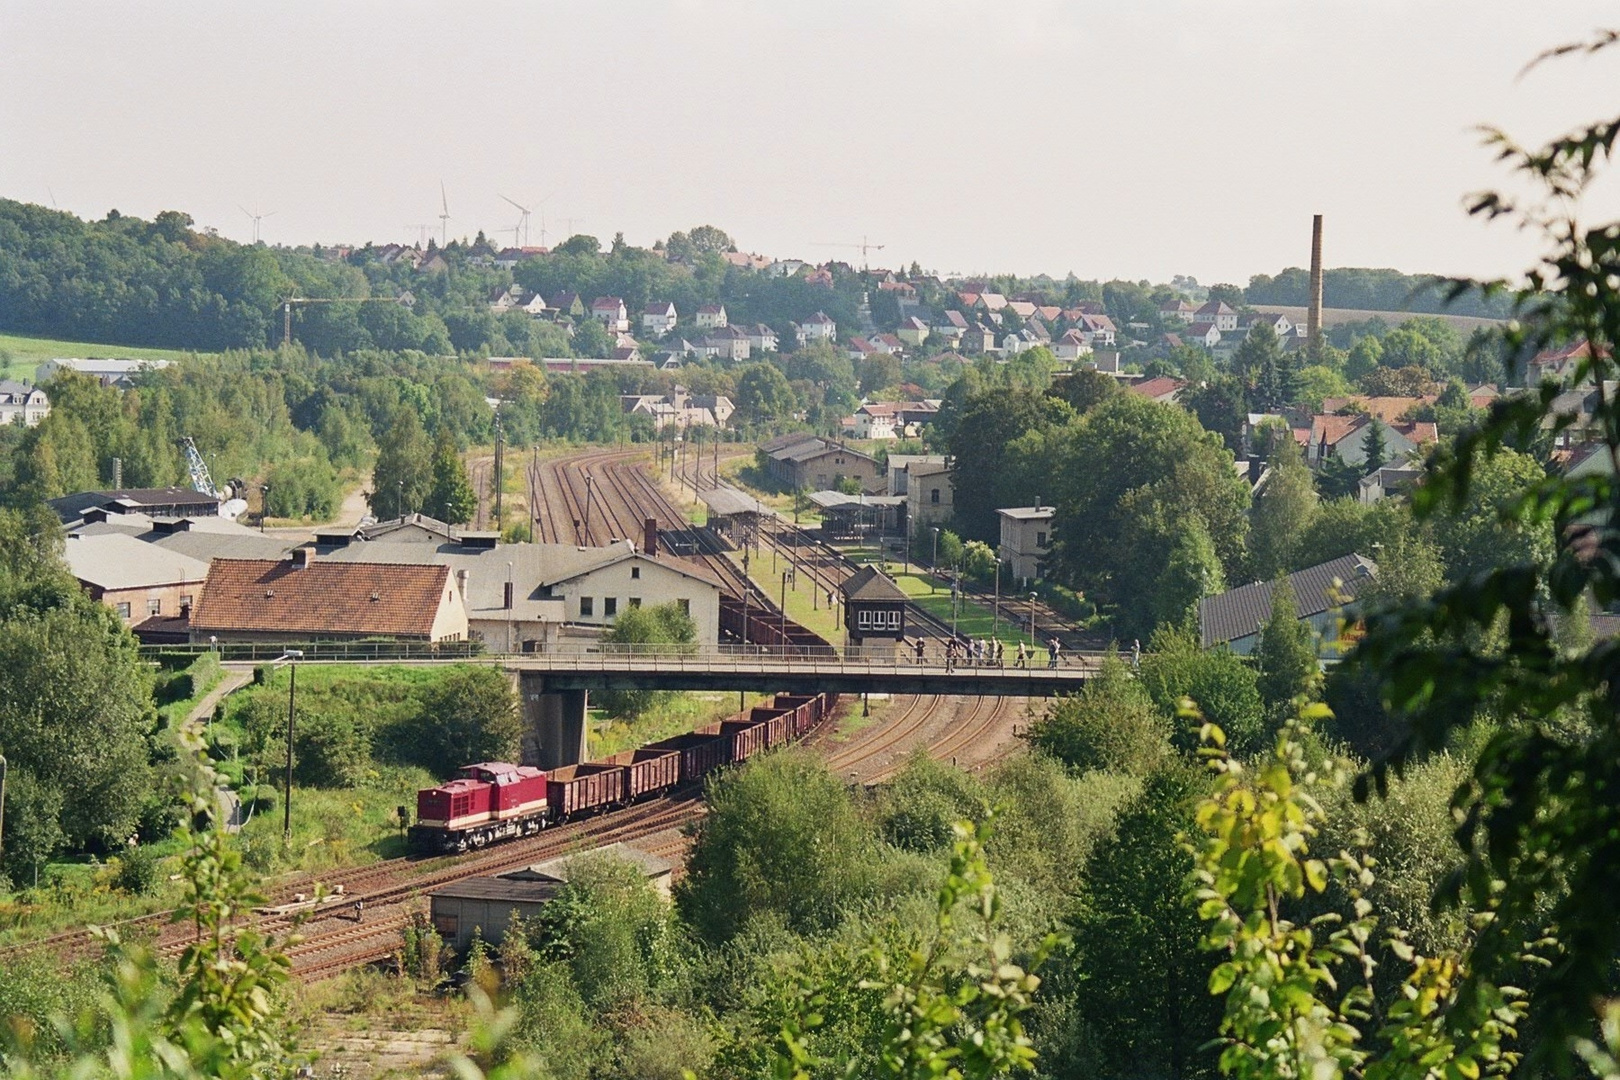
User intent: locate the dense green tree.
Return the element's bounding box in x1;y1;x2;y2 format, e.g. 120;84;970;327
1429;446;1552;583
1027;652;1168;775
1153;520;1225;632
423;427;477;524
1138;625;1264;755
856;353;901;395
947;386;1073;540
1247;439;1318;580
1178;372;1247;454
1049;394;1249;638
1047;764;1221;1080
399;666;521;775
679;748;876;944
734;362;797;426
1049;368;1122;414
367;403;432;518
532;853;674;1009
1253;579;1319;717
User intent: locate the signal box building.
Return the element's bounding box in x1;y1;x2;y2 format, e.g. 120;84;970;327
839;565;908;659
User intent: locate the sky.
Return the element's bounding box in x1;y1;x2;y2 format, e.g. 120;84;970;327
3;2;1618;286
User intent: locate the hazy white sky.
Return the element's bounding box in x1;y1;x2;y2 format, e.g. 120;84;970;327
3;2;1617;285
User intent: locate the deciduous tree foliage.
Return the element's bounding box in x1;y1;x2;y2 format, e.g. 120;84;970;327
1027;651;1169;775
402;666;521;775
1048;394;1250;639
1247;439;1319;581
946;385;1073;541
424;427;477;525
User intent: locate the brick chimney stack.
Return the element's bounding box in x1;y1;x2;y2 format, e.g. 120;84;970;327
643;517;659;557
1307;214;1324;357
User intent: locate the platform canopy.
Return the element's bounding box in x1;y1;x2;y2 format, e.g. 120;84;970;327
701;485;771;518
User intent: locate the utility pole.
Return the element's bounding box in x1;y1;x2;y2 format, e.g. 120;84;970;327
584;474;594;543
279;651;304;843
493;410;505;529
0;754;7;864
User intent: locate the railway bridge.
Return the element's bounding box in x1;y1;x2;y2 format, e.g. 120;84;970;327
208;644;1094;768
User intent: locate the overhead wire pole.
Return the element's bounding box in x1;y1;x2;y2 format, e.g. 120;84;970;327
281;296;405;348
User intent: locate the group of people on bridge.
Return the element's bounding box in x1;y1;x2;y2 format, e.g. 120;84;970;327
912;636;1064;672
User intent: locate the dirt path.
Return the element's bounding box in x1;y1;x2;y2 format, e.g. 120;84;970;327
184;668;253;727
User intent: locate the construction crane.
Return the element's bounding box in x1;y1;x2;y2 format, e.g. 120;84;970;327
178;437;248;519
280;296;407;347
812;235;886;268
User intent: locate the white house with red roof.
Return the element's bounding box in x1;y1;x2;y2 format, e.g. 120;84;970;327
696;304;728;329
1127;376;1186;404
846;336;880;361
704;325;751;361
590;297;629;332
1078;313;1117;348
1185;323;1223;349
852;402;903;439
1160;298;1197;324
1053;328;1092;362
642;301;678;337
1308;413;1438;467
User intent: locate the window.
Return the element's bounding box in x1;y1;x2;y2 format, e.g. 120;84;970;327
628;597;641;609
180;594;194;609
631;566;641;579
579;596;594;617
1036;531;1047;547
116;602;131;619
148;599;162;616
604;597;618;617
930;488;941;504
677;598;690;615
857;609;872;629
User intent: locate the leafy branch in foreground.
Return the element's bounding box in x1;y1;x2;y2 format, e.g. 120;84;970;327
773;816;1061;1080
1348;27;1620;1066
1188;711;1523;1080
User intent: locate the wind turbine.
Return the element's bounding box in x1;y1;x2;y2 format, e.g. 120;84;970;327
239;204;276;244
438;182;452;247
498;194;531;248
534;189;560;248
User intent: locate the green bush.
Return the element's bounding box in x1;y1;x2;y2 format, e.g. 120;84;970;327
114;845;161;896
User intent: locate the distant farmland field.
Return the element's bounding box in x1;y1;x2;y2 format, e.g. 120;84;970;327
1251;305;1506;335
0;332;199;381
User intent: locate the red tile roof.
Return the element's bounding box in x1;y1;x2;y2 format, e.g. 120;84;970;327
191;558;457;638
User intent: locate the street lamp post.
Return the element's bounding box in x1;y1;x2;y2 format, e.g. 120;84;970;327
277;650;304;842
781;570;789;653
0;754;7;864
397;479;405;520
584;475;594;543
931;528;940;593
259;484;270;533
952;577;960;639
1028;593;1038;652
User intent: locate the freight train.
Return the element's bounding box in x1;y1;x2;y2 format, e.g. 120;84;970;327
408;693;834;854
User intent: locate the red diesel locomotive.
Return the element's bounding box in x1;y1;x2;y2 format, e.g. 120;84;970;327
408;692;833;854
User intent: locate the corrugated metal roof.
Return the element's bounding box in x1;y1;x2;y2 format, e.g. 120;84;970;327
1198;554;1378;648
64;533;210;591
701;486;770;517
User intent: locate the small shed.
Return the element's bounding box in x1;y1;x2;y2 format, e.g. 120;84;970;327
839;565;908;659
807;491;905;540
700;485;770;548
429;842;675;951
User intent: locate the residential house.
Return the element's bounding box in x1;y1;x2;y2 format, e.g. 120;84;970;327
760;433;882;493
1308;414;1438;468
417;252;449;274
932;310;970;340
704;325;752;361
743;323;780;353
515;291;548;317
872;333;905;355
1053;329;1091;362
721;251;773;271
1194;300;1239;331
1199;553;1379;657
1160;299;1197;324
1078;313;1117;348
997;506;1053;582
1184;323;1222;349
796;311;837;345
188;552;470;644
1239;311;1293;338
1358;466;1424;504
897;316;931;346
886;454;946;496
642;301;678;337
961;324;998;355
0;381;49;426
846;336;880;362
1006;300;1037;320
852;402;902;440
547;291;584;319
35;358;172;389
1127;376;1186;404
488;284;523;313
971;292;1008;312
906;459;954;527
590;297;629;332
63;532;210;626
1526;339;1603;384
805;267;834;288
767;258;806;278
1002;332;1030;355
1320;396;1431;424
696;304;728;329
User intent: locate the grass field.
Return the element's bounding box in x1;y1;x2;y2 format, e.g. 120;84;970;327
0;331;201;381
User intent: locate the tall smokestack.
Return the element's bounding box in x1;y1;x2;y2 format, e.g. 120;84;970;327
643;517;659;557
1307;214;1324;357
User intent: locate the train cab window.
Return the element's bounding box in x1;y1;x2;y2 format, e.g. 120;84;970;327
579;596;594;617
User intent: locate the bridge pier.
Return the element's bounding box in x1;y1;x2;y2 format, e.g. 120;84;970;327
517;672;589;769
